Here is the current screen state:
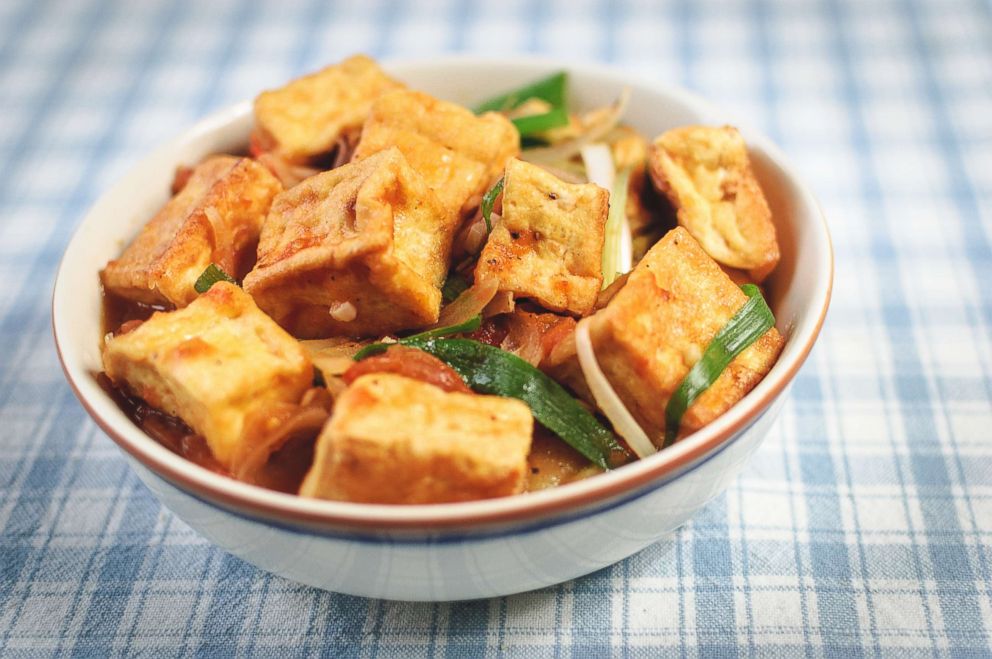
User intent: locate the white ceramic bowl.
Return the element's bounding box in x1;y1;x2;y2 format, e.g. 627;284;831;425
53;55;832;601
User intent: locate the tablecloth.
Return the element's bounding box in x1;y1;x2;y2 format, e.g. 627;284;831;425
2;0;991;655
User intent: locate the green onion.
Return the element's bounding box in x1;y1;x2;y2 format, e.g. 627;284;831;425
395;338;627;470
601;168;631;289
441;273;470;304
194;263;237;294
474;71;568;113
353;314;482;360
663;284;775;448
312;366;326;388
511;108;570;137
481;177;504;233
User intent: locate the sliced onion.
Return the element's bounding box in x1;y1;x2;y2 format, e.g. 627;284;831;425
595;272;630;310
331;127;361;168
300;337;369;375
500;315;543;366
574;318;657;459
521;87;630;165
483;289;515;317
618;214;633;275
580;143;615;191
436;276;500;327
233;388;333;485
256;152;319;188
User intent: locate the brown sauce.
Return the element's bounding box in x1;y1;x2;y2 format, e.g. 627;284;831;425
100;287;621;498
97;372;318;493
96;372;227;475
101;289;169;338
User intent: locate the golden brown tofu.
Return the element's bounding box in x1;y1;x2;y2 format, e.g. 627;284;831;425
648;125;779;281
253;55;404;164
553;227;783;446
101;156;282;308
353;90;519;218
474;158;607;316
299;374;533;504
102;282;313;471
242;148;457;338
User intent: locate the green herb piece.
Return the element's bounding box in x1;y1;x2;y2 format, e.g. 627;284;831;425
511;107;570;137
441;273;470;304
194;263;237;294
353;315;483;360
312;366;326;388
481;177;504;233
601;168;630;289
474;71;568;113
392;338;626;470
521;136;550;149
663;284;776;448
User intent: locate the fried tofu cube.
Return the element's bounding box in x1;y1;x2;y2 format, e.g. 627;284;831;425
474;158;607;316
101;156;282;308
102;282;313;471
299;373;533;503
353;90;519;218
253;55;404;163
579;227;783;445
648;125;779;281
242;148;457;338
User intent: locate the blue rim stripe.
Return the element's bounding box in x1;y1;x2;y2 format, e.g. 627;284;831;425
150;403;774;546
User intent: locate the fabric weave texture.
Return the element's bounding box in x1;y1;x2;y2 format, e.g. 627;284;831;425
1;0;991;655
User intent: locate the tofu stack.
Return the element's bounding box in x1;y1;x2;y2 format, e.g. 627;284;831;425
100;55;787;504
243;148;457;338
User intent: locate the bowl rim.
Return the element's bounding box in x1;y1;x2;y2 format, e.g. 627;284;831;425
52;54;834;533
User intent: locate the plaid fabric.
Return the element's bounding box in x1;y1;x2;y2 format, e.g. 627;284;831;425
1;0;990;655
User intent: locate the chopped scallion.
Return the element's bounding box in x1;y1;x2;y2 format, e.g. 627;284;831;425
194;263;237;294
601;168;631;289
393;338;628;470
353;314;482;360
481;177;504;233
511;107;571;137
663;284;776;447
441;273;470;304
474;71;568;114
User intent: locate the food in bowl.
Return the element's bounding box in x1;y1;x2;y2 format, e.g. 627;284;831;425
96;54;784;505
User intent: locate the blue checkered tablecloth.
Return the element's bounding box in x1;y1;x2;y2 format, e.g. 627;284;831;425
2;0;991;655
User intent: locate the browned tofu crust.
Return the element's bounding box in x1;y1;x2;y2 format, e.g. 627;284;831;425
102;282;313;471
353;90;519;219
243;148;457;338
253;54;404;163
100;156;282;308
648;125;779;281
565;227;783;446
299;374;533;504
475;159;607;316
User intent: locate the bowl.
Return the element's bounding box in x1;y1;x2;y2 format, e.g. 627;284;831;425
52;55;833;601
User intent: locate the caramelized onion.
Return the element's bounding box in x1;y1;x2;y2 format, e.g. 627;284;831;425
500;315;543;366
483;290;515;317
343;346;472;394
255;152;320;188
300;337;372;375
435;277;499;327
234;389;333;488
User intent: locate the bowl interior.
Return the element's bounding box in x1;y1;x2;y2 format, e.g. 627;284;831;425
53;56;831;530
